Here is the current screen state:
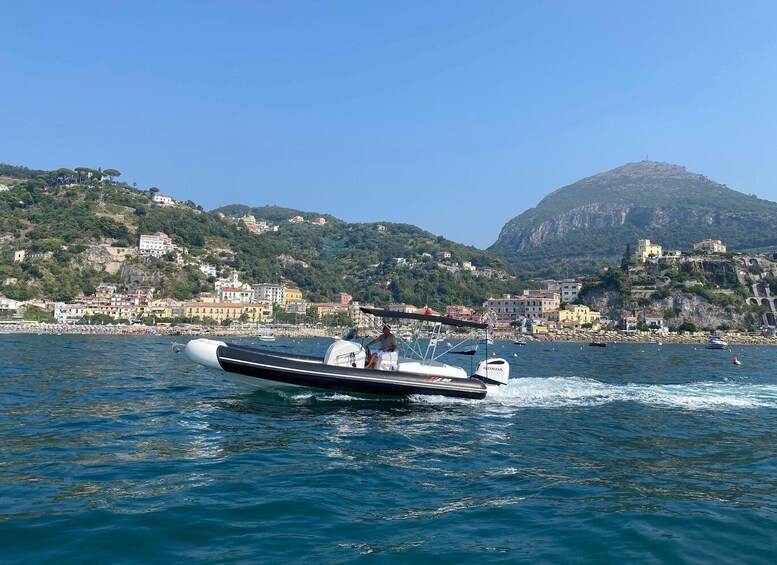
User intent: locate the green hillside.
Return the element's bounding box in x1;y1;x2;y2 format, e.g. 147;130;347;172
0;163;520;308
490;161;777;276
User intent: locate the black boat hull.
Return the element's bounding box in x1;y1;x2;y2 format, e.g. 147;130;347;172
215;343;488;399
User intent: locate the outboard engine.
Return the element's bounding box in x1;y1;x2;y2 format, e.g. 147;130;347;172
324;340;366;368
474;357;510;386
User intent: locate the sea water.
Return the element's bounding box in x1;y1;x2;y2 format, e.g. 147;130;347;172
1;335;776;563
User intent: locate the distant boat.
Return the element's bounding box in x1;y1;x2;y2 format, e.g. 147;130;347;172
258;334;276;342
648;338;662;345
479;337;494;345
706;335;727;350
450;345;479;356
589;341;607;348
513;338;527;346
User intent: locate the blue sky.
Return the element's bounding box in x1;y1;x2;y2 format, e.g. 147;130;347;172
2;1;776;248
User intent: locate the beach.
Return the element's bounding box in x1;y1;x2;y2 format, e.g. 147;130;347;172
3;321;775;346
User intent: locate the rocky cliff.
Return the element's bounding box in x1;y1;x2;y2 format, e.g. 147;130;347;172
490;161;777;276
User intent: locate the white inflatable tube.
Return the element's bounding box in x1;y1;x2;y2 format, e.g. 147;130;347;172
185;338;226;370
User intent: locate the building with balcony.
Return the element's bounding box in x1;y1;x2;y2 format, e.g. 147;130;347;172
252;283;286;305
484;291;560;322
54;302;87;324
183;302;265;324
138;232;173;256
547;304;601;329
536;279;583;302
218;286;254;304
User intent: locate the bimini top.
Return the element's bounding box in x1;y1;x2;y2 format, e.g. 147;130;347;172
359;307;488;329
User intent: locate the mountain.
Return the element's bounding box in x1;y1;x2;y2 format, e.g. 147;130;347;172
0;163;519;308
490;161;777;276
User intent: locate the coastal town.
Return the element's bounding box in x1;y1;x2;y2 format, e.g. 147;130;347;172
3;227;777;345
2;172;777;342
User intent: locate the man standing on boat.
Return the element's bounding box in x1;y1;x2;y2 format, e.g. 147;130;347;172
365;325;398;369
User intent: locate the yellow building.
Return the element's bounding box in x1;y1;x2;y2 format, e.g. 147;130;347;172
284;288;302;302
146;298;185;319
84;302;140;322
548;304;601;329
308;302;350;319
636;239;662;263
184;302;266;324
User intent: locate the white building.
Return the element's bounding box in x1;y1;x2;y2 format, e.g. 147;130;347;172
288;216;304;224
694;239;727;253
6;250;25;262
640;311;665;330
214;272;251;292
484;290;560;322
436;251;451;260
461;261;476;271
559;280;581;303
252;283;286;305
0;296;22;313
484;295;523;321
153;194;174;206
0;184;10;192
522;292;561;319
200;264;217;278
217;286;254;303
54;302;86;324
138;233;173;255
544;279;582;303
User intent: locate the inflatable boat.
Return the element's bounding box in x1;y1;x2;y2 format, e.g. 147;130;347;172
181;307;510;399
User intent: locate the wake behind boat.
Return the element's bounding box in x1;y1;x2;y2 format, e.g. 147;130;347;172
181;307;510;399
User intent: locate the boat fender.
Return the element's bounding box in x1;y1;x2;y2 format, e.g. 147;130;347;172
185;338;227;370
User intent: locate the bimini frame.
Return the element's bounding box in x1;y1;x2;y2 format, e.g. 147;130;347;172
358;307;490;365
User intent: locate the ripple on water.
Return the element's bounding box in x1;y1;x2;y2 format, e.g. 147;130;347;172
1;337;776;562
